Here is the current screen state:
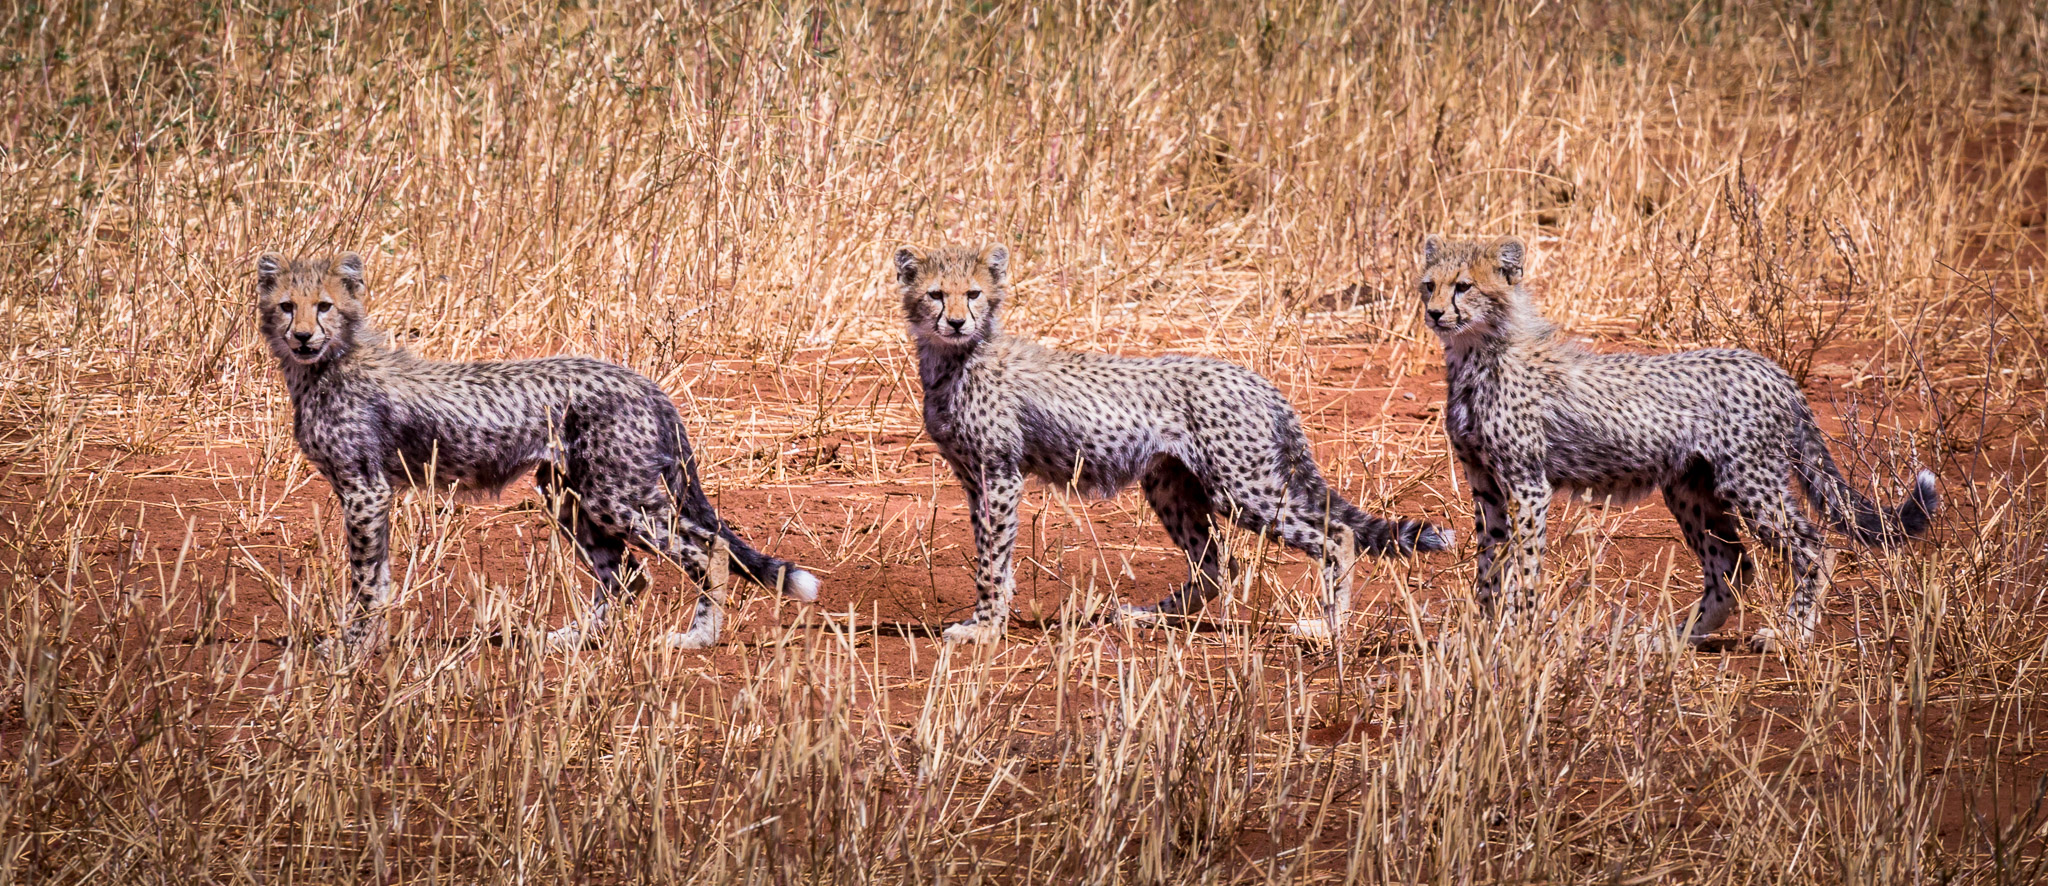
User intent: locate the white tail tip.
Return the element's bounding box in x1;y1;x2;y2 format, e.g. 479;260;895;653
785;569;819;602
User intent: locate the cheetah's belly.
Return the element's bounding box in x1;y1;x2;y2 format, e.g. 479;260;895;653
384;414;554;497
1542;430;1689;506
1019;442;1152;499
1548;477;1658;507
1013;395;1179;499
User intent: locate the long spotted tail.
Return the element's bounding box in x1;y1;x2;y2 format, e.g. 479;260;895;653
718;525;819;601
1337;500;1456;555
1789;403;1938;546
668;459;819;601
1275;402;1454;555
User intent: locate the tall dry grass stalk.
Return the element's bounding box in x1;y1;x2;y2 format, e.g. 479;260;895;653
2;0;2045;882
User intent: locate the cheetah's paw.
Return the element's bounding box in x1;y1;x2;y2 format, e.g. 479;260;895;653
941;619;1005;644
300;635;348;672
545;624;594;652
1748;628;1789;654
303;632;376;672
1287;617;1339;643
665;627;718;650
1115;604;1169;626
1631;628;1691;656
309;634;343;663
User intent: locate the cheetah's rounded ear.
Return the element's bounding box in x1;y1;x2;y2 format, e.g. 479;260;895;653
893;247;923;287
1421;234;1445;267
982;244;1009;283
335;253;365;295
256;253;284;292
1494;237;1526;284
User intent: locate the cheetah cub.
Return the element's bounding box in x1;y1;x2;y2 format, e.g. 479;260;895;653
256;253;816;659
897;244;1451;644
1417;236;1937;650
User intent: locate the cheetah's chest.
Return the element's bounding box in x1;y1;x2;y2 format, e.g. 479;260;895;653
1446;400;1477;445
1444;356;1544;449
1443;380;1505;450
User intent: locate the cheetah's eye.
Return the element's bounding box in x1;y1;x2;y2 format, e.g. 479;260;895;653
1419;281;1435;296
317;302;333;314
277;302;295;314
1453;281;1472;294
927;290;945;301
965;290;982;300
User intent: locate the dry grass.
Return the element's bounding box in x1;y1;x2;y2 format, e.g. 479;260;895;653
3;0;2047;882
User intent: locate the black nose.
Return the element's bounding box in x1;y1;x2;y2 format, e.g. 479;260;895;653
1425;309;1445;322
947;318;968;331
293;331;313;343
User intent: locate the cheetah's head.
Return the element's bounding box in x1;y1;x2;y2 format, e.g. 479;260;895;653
1416;235;1526;341
894;244;1008;349
256;252;368;365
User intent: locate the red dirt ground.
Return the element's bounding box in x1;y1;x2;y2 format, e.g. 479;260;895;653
13;335;2010;666
5;333;2040;861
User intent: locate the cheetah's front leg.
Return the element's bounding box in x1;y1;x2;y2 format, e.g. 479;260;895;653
323;472;394;662
1459;451;1512;616
943;466;1023;644
1497;465;1552;629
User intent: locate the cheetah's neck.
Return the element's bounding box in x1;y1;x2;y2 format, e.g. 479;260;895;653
1442;336;1510;401
1443;307;1558;374
276;358;334;402
915;337;981;394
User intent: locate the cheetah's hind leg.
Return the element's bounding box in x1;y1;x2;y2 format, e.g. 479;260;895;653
1662;464;1754;647
1718;461;1831;652
941;619;1007;644
1119;458;1234;628
1279;518;1359;644
543;523;647;652
662;537;732;650
536;465;650;651
1202;474;1359;644
605;507;726;648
